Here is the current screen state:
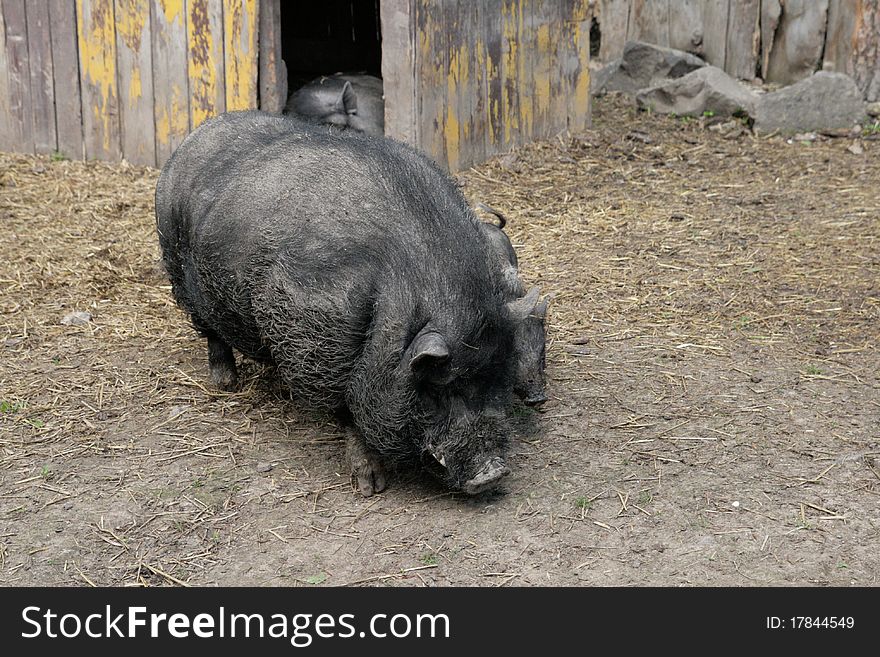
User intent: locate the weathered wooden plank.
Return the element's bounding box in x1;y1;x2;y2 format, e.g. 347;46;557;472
380;0;416;143
49;0;84;159
596;0;631;62
2;0;34;153
500;0;524;151
25;1;57;154
531;0;554;140
0;7;10;151
760;0;782;78
115;0;155;166
258;0;285;114
764;0;829;86
725;0;760;79
77;0;122;160
852;0;880;101
628;0;670;47
415;0;449;165
224;0;259;111
823;0;858;75
700;0;729;68
187;0;225;129
483;0;504;151
570;0;592;132
668;0;704;56
151;0;189;166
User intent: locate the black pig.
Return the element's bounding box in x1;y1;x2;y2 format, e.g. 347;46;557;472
475;204;549;406
284;74;384;136
156;112;540;496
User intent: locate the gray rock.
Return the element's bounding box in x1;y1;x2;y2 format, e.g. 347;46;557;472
753;71;867;135
635;67;757;117
596;41;706;95
867;102;880;118
590;60;620;96
60;311;92;326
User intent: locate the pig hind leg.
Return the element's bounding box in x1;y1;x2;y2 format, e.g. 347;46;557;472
207;333;238;391
190;312;239;390
345;427;386;497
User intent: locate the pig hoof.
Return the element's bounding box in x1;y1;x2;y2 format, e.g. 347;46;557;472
351;455;386;497
524;393;548;406
346;436;386;497
210;366;238;391
463;457;510;495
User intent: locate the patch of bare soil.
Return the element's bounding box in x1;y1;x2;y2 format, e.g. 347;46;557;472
1;95;878;586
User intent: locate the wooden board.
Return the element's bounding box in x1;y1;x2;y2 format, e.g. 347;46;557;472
115;0;155;166
77;0;122;161
596;0;631;62
725;0;760;79
25;1;57;154
668;0;704;56
49;0;84;160
258;0;286;114
0;7;9;151
628;0;669;48
823;0;858;75
2;0;34;153
700;0;729;69
187;0;225;130
851;0;880;101
380;0;416;143
151;0;189;166
764;0;829;85
224;0;259;111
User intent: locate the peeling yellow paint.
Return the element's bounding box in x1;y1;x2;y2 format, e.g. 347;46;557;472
129;66;142;100
76;0;118;155
116;0;146;51
159;0;184;24
224;0;258;110
187;0;223;128
573;17;591;128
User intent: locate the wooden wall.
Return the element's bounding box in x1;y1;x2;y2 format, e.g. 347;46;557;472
590;0;880;101
381;0;592;172
0;0;258;165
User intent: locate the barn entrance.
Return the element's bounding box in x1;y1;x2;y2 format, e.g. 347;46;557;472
279;1;382;92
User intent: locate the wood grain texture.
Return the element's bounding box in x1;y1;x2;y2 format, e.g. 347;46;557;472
151;0;189;166
49;0;84;159
629;0;669;47
2;0;34;153
258;0;285;113
668;0;704;55
700;0;729;68
224;0;258;111
77;0;122;160
764;0;829;85
187;0;225;130
823;0;858;74
596;0;631;62
0;7;10;150
724;0;760;79
380;0;415;142
851;0;880;101
25;1;57;154
115;0;155;165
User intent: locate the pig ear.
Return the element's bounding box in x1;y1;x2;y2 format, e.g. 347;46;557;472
506;287;541;322
409;331;450;370
533;297;549;318
339;81;358;115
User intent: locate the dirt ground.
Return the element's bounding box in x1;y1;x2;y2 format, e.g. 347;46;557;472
1;95;878;587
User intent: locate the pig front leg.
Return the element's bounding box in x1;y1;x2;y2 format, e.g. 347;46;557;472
207;333;238;391
346;428;386;496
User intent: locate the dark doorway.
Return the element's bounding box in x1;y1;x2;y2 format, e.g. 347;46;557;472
280;1;383;92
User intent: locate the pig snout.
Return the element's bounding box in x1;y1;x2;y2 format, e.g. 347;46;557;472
462;457;510;495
